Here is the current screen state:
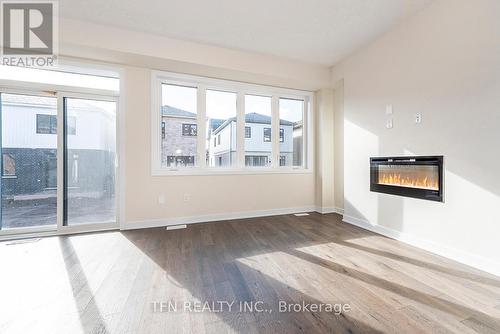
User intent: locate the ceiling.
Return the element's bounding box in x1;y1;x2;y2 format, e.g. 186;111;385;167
59;0;433;66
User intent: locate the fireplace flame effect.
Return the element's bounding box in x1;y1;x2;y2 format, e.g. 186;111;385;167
378;173;439;190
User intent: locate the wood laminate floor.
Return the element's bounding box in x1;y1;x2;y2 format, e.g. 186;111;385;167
1;213;500;334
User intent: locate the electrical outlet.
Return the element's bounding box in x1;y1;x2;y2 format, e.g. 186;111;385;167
415;113;422;124
158;194;165;205
386;119;393;129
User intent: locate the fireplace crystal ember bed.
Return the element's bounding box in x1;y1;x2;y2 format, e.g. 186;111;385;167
370;156;443;202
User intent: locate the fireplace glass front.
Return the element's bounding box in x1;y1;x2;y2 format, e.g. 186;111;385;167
370;156;443;202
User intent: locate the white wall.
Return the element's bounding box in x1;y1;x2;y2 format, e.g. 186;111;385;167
315;88;335;213
332;0;500;275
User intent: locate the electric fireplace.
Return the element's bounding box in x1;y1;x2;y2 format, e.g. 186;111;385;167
370;156;443;202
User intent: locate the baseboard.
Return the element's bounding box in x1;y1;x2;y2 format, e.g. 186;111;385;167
315;206;344;215
342;214;500;277
123;206;316;230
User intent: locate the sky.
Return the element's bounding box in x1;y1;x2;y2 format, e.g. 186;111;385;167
163;84;303;122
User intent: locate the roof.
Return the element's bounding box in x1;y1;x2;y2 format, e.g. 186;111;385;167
211;112;294;135
208;118;225;132
162;105;197;119
243;112;292;126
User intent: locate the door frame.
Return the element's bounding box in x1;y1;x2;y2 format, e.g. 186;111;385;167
0;87;120;240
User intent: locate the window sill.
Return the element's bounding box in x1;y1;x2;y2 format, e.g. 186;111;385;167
1;175;17;179
152;167;312;176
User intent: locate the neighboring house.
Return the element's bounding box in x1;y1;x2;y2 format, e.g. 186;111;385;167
207;112;295;167
292;120;303;167
161;105;198;167
1;94;115;197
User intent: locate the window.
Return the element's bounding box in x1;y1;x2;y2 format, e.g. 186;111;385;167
167;156;195;167
0;65;119;92
279;155;286;167
206;90;237;167
245;126;251;138
245;94;272;167
279;98;304;167
2;93;58;230
152;72;310;174
263;128;271;142
161;84;197;168
2;153;16;176
64;98;116;225
36;114;57;134
182;123;197;136
36;114;76;135
245;155;269;167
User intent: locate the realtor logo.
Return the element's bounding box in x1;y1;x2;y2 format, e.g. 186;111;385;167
1;1;58;66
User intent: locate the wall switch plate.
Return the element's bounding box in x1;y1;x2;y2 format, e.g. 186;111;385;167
415;113;422;124
158;194;165;205
386;105;393;115
183;194;190;202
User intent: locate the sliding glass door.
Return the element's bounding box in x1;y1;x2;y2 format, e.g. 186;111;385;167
0;93;58;231
0;91;118;236
63;97;117;226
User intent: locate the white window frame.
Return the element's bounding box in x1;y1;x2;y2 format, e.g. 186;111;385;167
151;70;313;176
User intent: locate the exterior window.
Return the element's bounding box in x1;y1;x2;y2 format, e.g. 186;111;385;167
206;90;237;167
245;126;251;138
166;156;195;167
36;114;76;135
279;155;286;166
245;155;269;167
182;123;197;136
36;114;57;134
2;153;16;176
279;98;304;167
161;121;165;139
161;84;197;168
263;128;271;142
